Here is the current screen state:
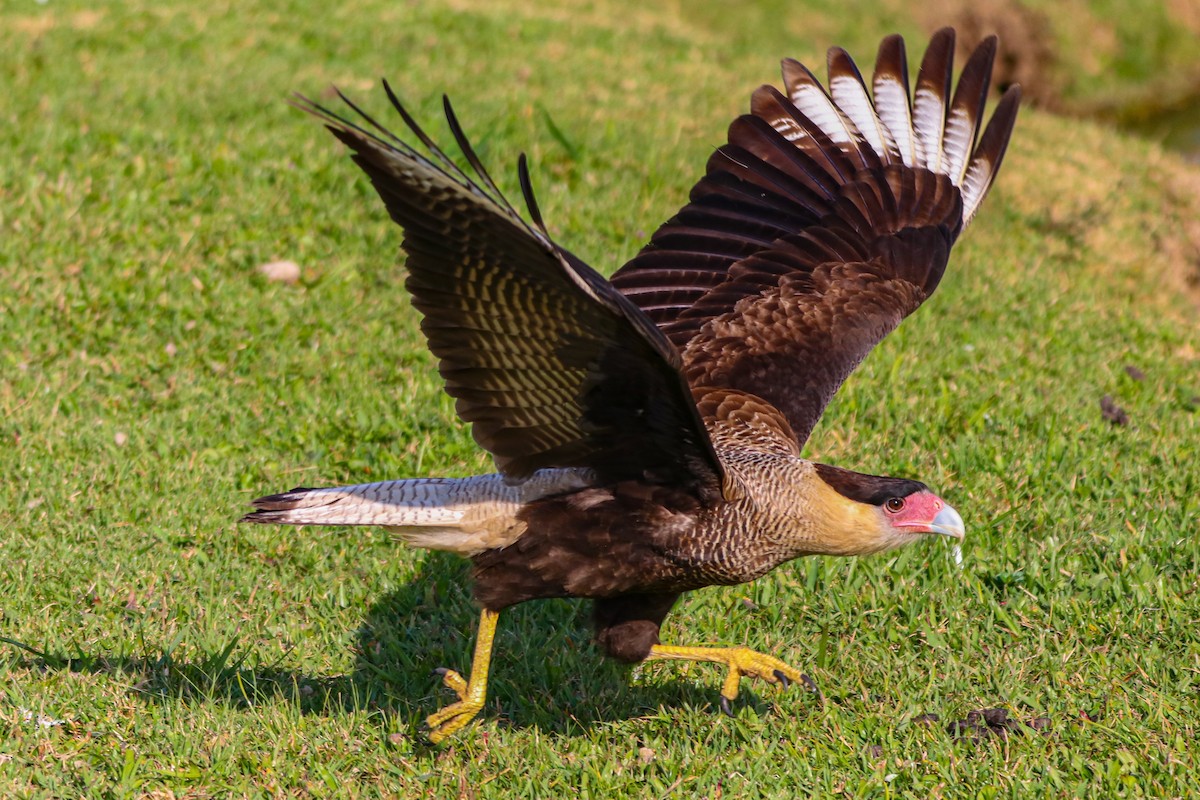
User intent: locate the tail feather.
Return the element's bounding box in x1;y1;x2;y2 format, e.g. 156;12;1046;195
242;480;469;528
242;470;592;556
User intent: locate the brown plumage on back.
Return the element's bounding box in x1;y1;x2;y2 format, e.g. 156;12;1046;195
244;29;1020;742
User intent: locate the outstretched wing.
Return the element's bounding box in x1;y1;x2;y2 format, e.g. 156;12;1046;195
294;89;724;494
610;29;1020;445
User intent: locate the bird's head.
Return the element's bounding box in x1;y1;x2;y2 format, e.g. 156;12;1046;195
804;463;964;556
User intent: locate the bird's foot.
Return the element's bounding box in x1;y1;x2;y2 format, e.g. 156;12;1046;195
422;609;500;745
715;646;803;715
425;667;487;744
647;643;804;716
433;666;469;697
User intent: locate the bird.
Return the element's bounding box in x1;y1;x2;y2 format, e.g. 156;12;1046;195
244;27;1020;743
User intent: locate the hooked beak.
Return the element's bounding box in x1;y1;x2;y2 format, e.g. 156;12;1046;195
927;504;965;539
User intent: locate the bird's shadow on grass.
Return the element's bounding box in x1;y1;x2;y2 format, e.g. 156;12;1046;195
5;551;737;742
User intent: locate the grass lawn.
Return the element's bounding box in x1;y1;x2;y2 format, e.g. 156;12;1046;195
2;0;1199;796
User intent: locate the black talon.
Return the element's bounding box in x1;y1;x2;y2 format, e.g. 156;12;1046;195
800;673;823;701
719;695;734;717
773;669;791;689
432;667;449;678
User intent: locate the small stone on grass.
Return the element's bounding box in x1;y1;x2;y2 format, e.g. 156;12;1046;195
259;260;302;284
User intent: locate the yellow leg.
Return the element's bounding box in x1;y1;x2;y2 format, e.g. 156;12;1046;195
648;644;805;716
426;608;500;744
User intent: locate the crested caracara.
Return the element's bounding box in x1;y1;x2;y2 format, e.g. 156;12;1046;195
244;28;1020;743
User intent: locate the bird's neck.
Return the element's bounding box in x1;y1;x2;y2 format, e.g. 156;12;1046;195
720;453;904;560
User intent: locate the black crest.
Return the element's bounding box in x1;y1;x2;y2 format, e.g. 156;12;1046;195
813;463;928;506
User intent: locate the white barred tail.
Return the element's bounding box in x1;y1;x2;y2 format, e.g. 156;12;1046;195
242;470;590;555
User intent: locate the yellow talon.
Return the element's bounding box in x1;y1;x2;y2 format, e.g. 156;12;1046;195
425;609;500;745
434;667;469;698
647;644;803;715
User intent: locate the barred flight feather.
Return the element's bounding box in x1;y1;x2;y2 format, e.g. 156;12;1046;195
961;87;1021;225
870;35;919;167
942;36;996;183
911;28;955;174
612;28;1019;442
291;90;725;491
749;88;857;184
780;57;869;167
827;47;895;165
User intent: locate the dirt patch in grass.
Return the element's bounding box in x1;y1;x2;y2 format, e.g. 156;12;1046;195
997;110;1200;316
1157;166;1200;308
943;708;1053;745
924;0;1061;109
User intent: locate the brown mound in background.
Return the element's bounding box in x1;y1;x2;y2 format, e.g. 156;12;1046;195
923;0;1060;109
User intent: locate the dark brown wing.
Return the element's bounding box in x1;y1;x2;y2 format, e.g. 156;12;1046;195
293;89;723;494
610;29;1020;445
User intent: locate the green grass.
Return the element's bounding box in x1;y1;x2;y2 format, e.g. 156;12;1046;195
1021;0;1200;118
3;0;1199;797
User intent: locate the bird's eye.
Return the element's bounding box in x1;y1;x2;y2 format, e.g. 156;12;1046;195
885;497;906;513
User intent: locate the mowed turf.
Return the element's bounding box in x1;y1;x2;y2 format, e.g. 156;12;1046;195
2;0;1199;797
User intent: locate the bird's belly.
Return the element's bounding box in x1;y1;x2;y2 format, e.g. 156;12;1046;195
469;520;787;608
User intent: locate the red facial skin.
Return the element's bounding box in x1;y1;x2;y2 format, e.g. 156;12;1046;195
884;490;963;538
